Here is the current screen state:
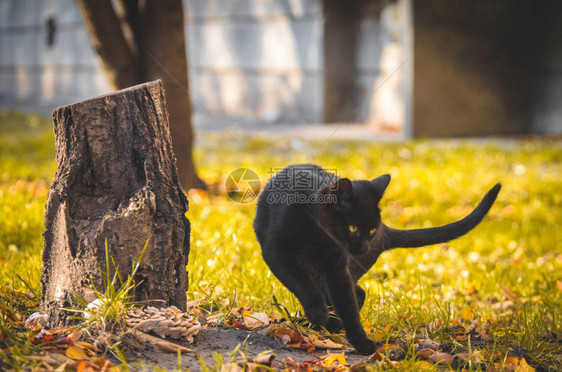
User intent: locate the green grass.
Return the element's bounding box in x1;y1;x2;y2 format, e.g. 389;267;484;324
0;111;561;370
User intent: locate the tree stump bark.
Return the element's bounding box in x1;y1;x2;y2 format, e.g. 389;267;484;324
41;80;190;326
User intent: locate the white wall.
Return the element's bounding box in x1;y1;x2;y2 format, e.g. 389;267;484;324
0;0;411;135
0;0;112;112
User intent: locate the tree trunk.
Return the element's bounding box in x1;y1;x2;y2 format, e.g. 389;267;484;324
41;80;190;326
76;0;206;190
323;0;364;123
76;0;140;88
140;0;206;190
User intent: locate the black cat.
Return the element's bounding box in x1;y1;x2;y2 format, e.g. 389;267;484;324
253;164;501;355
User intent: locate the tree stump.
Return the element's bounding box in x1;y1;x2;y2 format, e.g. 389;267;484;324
41;80;190;326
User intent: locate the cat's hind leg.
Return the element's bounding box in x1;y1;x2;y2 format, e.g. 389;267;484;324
262;242;329;326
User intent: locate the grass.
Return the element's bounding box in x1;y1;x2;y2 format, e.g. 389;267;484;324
0;110;561;370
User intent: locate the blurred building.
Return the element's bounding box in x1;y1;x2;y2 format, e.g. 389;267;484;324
0;0;560;137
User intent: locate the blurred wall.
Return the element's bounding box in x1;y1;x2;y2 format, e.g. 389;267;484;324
0;0;411;134
0;0;112;112
413;1;562;137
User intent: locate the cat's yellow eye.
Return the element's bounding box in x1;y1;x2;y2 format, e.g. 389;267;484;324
369;228;377;235
348;225;358;233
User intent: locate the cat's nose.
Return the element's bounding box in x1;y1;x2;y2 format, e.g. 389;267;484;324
359;242;368;254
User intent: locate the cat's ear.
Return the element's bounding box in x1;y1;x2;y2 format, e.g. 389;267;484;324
319;178;353;211
371;174;391;197
323;178;353;212
331;178;353;200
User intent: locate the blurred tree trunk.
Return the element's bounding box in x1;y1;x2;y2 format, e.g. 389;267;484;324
322;0;364;123
76;0;206;190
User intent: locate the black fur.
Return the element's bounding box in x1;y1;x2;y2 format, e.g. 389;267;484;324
253;164;500;354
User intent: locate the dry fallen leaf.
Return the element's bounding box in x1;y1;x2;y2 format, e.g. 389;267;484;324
428;351;454;365
368;351;383;361
415;338;440;350
242;311;270;329
455;351;482;364
311;337;346;349
320;352;347;367
155;340;195;354
377;344;404;361
416;348;435;359
253;353;275;366
496;356;535;372
66;345;88;360
75;341;99;353
498;283;520;302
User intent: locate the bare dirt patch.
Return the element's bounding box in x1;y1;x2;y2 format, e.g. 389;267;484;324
123;326;368;370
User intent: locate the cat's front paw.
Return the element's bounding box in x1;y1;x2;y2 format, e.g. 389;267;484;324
304;305;329;326
325;316;343;332
351;338;376;355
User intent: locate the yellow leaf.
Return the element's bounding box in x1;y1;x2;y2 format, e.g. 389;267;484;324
321;352;347;368
517;357;535;372
461;307;473;321
66;345;89;360
372;329;385;339
500;356;535;372
414;360;435;370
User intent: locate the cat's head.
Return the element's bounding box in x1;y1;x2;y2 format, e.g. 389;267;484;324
313;174;391;255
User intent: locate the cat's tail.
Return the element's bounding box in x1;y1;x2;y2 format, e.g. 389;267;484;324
385;183;501;249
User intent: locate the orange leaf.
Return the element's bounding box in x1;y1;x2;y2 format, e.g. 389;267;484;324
272;326;292;337
66;345;89;360
461;307;473;321
49;327;76;335
378;343;400;353
76;361;87;372
557;280;562;292
76;341;99;352
92;357;110;366
289;330;302;343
